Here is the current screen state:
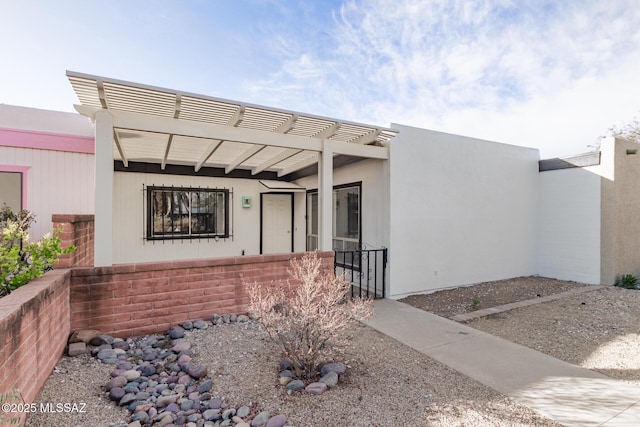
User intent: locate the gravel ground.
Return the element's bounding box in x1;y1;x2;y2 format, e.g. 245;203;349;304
29;275;630;427
27;322;560;426
400;276;587;318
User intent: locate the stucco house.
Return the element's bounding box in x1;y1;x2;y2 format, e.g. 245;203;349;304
2;70;639;299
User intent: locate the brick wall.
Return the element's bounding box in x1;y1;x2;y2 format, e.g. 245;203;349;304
0;270;71;412
69;251;334;338
51;214;94;268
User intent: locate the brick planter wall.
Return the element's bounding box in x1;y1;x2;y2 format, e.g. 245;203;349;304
0;270;71;409
70;251;334;338
52;214;94;268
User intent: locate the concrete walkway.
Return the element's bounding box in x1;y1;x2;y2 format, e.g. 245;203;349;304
365;299;640;426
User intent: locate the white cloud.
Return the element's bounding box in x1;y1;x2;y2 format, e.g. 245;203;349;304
247;0;640;157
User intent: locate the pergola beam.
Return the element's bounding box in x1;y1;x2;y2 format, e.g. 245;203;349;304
314;122;340;139
75;105;324;152
113;130;128;167
277;153;319;177
195;139;222;172
274;114;298;133
252;148;302;175
225;144;265;174
161;134;173;170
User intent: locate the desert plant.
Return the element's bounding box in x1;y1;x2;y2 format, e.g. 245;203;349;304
616;274;638;290
246;252;374;380
0;207;74;297
471;296;480;310
0;389;24;426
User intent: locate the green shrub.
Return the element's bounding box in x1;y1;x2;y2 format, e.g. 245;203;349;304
0;206;74;297
616;274;638;290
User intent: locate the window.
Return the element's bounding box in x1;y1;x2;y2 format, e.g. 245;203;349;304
147;186;229;239
0;171;22;212
306;183;361;251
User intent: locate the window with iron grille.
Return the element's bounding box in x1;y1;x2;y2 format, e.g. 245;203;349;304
146;186;229;239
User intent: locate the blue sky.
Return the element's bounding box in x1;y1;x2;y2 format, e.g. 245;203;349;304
2;0;639;158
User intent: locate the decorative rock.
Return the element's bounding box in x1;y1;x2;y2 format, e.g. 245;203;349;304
69;329;102;344
251;411;270;427
181;399;195;411
193;319;209;329
123;370;141;381
131;411;149;424
182;320;194;330
202;409;221;421
279;369;293;378
183;362;207;379
97;348;118;361
237;315;249;323
112;340;130;351
222;408;236;419
90;334;115;346
118;393;137;406
106;376;128;391
109;387;126;401
68;342;86;356
305;382;328;395
156;412;176;427
198;379;213;393
172;341;191;353
266;414;287;427
236;423;251;427
319;371;339;388
229;314;237;323
209;398;222;409
168;326;185;339
178;354;192;365
156;394;179;407
279;377;291;386
320;362;346;376
279;360;293;371
286;380;305;391
165;402;180;413
139;364;156;377
127;421;142;427
237;405;250;418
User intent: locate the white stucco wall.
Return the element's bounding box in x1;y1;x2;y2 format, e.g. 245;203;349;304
112;172;307;264
387;125;539;298
536;167;602;284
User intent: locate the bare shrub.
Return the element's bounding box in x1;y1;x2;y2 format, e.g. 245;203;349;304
246;252;373;380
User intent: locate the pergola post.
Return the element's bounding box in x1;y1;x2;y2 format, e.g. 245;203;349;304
94;110;114;266
318;140;333;251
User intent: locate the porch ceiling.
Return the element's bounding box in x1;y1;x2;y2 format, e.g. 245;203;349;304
67;71;398;178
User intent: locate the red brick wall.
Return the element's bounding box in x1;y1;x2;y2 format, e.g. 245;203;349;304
0;270;71;411
69;251;334;338
51;214;94;268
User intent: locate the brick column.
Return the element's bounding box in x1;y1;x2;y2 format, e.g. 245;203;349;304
51;214;95;268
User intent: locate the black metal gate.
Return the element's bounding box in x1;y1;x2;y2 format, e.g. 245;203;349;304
334;248;387;299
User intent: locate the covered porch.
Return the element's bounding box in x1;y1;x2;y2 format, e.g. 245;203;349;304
66;71;398;267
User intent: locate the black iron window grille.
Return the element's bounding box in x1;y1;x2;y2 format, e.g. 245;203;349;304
146;186;229;240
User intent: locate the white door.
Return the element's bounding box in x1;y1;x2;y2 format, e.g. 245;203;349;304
262;193;293;254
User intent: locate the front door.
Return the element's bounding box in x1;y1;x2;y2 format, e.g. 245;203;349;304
261;193;293;254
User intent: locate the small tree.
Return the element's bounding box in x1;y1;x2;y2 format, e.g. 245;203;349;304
0;206;73;297
247;252;373;380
